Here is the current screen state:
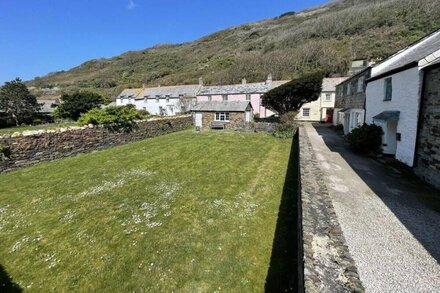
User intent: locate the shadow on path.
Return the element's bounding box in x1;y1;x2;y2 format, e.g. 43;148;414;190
265;134;300;292
0;264;22;293
313;124;440;264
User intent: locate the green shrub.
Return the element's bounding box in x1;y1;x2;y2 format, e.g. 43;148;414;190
334;124;344;133
273;124;297;139
77;106;143;130
347;124;383;154
280;111;298;125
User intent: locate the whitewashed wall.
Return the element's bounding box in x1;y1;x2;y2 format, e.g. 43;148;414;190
365;67;423;166
116;98;184;116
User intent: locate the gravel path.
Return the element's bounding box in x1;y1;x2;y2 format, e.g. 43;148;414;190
304;123;440;293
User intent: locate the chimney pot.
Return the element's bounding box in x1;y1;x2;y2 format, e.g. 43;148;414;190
199;77;204;86
266;74;273;85
242;78;247;84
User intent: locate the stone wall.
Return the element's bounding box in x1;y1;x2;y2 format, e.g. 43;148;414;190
297;127;364;292
415;65;440;189
0;116;192;172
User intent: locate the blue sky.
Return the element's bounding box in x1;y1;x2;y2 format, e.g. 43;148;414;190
0;0;328;84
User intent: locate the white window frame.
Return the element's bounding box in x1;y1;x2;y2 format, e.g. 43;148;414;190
222;95;228;101
215;112;230;121
166;95;170;103
325;93;331;101
303;108;310;117
156;95;160;103
208;95;212;102
246;94;251;101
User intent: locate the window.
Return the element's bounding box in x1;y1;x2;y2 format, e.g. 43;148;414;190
215;112;230;121
208;95;212;102
246;94;251;101
384;77;392;101
222;95;228;101
303;108;310;117
143;107;147;111
120;97;123;103
156;95;160;103
325;93;331;101
144;96;148;102
357;77;365;93
166;95;170;103
347;83;352;95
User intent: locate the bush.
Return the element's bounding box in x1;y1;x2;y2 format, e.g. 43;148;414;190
347;124;383;154
280;111;298;125
273;124;297;139
56;91;104;120
334;124;344;134
77;106;144;130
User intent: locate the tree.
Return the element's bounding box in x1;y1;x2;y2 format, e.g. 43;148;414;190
0;78;41;126
262;72;324;115
56;91;104;120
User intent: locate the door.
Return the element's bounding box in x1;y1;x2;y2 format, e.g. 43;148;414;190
195;113;202;128
245;111;251;122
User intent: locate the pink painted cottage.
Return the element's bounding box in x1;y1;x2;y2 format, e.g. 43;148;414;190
196;75;289;118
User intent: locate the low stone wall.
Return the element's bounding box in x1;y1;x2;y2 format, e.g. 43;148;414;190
0;116;192;172
297;127;364;292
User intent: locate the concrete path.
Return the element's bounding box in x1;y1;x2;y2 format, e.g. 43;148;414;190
303;123;440;293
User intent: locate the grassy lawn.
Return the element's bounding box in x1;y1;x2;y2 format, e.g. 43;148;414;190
0;122;75;135
0;130;297;292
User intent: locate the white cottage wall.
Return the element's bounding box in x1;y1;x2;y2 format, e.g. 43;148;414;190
365;67;423;166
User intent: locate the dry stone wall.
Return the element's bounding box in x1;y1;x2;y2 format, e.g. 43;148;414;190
0;116;192;172
297;127;364;292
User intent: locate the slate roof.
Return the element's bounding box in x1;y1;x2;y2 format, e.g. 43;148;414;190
192;101;252;112
373;111;400;122
198;82;271;95
118;88;142;98
373;29;440;76
139;85;201;99
322;77;349;92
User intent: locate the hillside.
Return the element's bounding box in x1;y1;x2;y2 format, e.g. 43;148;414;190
27;0;440;99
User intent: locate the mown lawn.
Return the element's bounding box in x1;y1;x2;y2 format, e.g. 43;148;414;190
0;130;296;292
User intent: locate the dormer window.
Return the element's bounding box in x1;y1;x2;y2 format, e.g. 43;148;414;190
156;95;160;102
144;96;148;102
246;94;251;101
166;95;170;103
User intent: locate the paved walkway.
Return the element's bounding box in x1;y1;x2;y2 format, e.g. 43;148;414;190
303;123;440;293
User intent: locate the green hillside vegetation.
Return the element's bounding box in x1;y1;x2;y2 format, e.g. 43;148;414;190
27;0;440;98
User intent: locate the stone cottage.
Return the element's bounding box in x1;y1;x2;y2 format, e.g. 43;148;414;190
414;61;440;189
334;67;371;134
365;29;440;167
192;101;253;129
295;77;348;122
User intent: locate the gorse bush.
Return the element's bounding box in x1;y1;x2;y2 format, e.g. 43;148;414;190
77;106;144;130
347;124;384;154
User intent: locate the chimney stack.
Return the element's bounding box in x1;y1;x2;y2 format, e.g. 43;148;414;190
266;73;273;86
242;78;247;85
199;77;204;86
142;83;146;89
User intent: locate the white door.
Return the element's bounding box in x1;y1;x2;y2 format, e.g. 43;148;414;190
245;111;251;122
195;113;202;127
